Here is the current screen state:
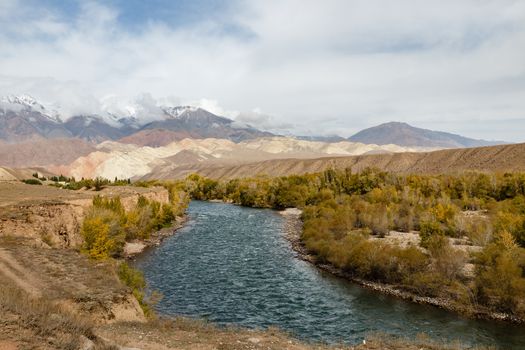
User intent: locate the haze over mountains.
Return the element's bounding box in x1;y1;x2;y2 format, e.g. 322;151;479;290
0;93;515;181
0;94;505;146
0;94;271;143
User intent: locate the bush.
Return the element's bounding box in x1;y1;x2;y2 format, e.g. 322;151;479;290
81;192;186;258
419;220;444;248
21;178;42;185
81;208;125;259
94;177;107;191
117;262;154;317
475;233;525;314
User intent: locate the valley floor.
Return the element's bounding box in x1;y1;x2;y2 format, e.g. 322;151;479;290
0;183;503;349
0;236;495;350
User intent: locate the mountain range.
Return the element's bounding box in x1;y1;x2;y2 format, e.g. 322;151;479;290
0;95;271;143
0;94;506;149
0;94;515;180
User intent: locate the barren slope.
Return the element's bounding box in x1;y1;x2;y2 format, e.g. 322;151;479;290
0;138;96;167
0;166;55;181
143;142;525;179
54;137;432;180
118;128;196;147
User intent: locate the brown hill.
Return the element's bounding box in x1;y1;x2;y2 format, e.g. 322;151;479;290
0;167;56;181
0;138;95;168
118;129;197;147
143;142;525;180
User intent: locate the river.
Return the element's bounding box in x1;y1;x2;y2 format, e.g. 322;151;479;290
133;201;525;348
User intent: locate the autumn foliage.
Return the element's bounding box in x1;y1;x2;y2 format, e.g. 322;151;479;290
183;169;525;318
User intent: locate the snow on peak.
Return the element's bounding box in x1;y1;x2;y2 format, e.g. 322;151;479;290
1;94;62;123
162;105;199;119
98;94;198;126
1;93;209;127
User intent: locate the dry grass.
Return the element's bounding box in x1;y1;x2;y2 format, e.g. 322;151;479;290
0;284;117;350
0;181;166;208
357;333;497;350
0;237;145;325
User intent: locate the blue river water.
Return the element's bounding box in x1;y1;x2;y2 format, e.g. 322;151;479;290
133;201;525;348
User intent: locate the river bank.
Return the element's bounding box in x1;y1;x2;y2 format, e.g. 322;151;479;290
279;208;525;325
123;215;188;258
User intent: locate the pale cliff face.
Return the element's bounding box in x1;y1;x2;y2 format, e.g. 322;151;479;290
54;137;434;180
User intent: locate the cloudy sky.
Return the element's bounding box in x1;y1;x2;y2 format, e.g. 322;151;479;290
0;0;524;141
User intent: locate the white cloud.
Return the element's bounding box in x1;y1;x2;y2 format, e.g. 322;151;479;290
185;98;240;119
0;0;524;140
233;108;294;133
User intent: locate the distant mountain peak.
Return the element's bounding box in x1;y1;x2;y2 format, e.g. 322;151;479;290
1;94;62;123
349;121;506;148
162;105;199;119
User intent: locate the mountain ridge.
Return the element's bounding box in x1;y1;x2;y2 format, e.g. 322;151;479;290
348;121;505;148
0;94;512;149
0;95;271;143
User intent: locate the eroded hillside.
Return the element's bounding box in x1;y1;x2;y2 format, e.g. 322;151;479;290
148;142;525;180
0;182;169;248
51;137;434;180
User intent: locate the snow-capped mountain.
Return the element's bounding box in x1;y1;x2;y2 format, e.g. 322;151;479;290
162;105;199;119
0;94;273;143
1;94;62;123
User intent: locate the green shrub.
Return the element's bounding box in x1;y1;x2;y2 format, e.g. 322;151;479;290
22;178;42;185
117;262;154;317
419;220;444;248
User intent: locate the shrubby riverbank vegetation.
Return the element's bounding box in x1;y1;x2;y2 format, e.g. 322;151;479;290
81;182;188;259
181;170;525;320
76;181;189;315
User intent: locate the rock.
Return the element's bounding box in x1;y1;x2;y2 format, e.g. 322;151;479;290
248;337;261;344
79;335;95;350
279;208;302;216
123;242;147;257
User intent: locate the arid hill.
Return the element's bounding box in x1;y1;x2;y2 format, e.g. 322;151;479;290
118;128;195;147
0;166;56;181
52;137;431;180
143;142;525;179
0;138;95;168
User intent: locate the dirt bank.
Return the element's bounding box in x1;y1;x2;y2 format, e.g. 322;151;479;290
279;209;524;325
0;182;170;248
